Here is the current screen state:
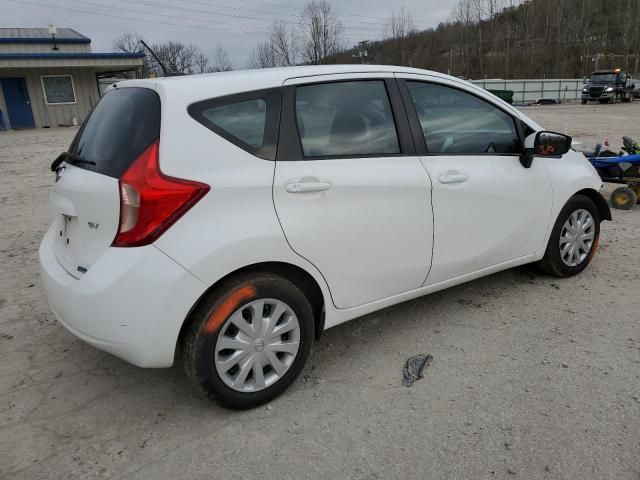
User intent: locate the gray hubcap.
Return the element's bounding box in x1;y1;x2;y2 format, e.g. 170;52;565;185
215;298;300;393
559;209;595;267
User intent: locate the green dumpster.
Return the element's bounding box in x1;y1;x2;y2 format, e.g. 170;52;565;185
486;89;514;104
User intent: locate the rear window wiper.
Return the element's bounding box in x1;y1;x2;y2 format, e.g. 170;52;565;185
50;152;97;172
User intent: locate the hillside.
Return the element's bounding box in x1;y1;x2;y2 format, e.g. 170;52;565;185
332;0;640;79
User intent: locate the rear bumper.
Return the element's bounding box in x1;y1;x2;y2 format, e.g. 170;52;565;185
39;223;207;367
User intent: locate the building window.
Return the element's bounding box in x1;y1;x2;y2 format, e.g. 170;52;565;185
41;75;76;104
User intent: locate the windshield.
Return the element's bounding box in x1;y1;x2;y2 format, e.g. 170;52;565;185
590;73;617;83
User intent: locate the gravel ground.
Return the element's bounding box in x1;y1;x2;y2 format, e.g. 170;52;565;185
1;102;639;480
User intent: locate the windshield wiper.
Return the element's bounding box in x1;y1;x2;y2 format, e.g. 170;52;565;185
50;151;97;172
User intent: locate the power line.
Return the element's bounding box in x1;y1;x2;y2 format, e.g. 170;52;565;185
68;0;272;35
6;0;270;36
177;0;393;29
7;0;378;42
110;0;390;34
232;0;441;27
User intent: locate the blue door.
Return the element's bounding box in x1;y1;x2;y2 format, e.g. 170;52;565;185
1;77;35;129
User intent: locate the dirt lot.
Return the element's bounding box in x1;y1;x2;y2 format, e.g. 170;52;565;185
1;103;639;480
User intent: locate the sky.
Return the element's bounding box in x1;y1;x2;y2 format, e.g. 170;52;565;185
1;0;457;67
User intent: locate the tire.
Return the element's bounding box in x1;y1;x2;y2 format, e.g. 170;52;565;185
581;99;587;105
610;186;637;210
538;195;600;277
181;272;315;409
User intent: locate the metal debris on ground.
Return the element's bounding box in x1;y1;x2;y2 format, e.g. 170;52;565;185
402;354;434;387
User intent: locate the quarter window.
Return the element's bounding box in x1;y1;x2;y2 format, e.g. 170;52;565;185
202;99;266;149
295;81;400;157
41;75;76;104
188;89;281;160
406;82;521;154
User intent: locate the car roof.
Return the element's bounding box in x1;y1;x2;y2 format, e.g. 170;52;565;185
119;65;453;93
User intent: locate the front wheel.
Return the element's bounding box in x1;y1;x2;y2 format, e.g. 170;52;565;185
538;195;600;277
581;99;587;105
181;272;315;409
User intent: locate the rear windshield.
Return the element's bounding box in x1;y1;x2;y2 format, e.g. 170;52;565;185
69;87;160;178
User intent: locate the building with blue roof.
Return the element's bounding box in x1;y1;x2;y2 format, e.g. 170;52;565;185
0;27;143;129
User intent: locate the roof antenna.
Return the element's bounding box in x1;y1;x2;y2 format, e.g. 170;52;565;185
139;40;185;77
48;24;59;51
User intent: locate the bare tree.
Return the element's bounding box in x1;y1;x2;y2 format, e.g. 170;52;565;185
270;21;298;66
247;40;277;69
385;7;415;40
151;41;199;74
299;0;344;65
112;32;153;79
383;7;416;65
195;53;211;74
212;46;233;72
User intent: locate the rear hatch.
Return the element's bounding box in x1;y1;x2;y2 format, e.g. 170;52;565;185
50;86;160;278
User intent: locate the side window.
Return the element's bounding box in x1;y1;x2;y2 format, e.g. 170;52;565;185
188;89;281;160
295;81;400;157
203;99;266;148
406;81;521;155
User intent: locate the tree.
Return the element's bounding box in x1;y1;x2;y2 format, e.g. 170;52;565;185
212;46;233;72
299;0;344;65
270;21;298;66
112;32;153;79
247;40;277;69
383;7;416;65
150;41;199;74
195;53;211;74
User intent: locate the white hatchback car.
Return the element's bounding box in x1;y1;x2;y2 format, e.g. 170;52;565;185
40;65;610;409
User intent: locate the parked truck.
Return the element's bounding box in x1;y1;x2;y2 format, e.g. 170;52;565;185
582;69;636;104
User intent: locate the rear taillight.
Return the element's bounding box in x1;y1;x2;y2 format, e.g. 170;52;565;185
112;140;209;247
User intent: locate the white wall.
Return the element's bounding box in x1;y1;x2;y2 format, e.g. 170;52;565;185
471;78;585;103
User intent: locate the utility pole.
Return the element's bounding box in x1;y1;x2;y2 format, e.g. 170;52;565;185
587;52;638;72
352;40;369;64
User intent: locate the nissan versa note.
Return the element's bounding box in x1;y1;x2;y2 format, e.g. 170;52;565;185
40;65;611;409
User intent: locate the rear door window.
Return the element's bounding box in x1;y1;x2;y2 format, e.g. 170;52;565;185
188;88;281;160
70;87;160;178
294;81;400;158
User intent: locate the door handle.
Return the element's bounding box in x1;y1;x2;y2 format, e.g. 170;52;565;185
285;181;331;193
438;172;469;184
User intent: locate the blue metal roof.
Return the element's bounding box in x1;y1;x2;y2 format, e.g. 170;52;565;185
0;52;145;60
0;28;91;44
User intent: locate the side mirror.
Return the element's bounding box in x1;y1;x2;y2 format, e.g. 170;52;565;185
520;131;572;168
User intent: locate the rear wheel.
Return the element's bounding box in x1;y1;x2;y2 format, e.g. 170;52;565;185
581;99;587;105
181;272;314;409
610;186;637;210
538;195;600;277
